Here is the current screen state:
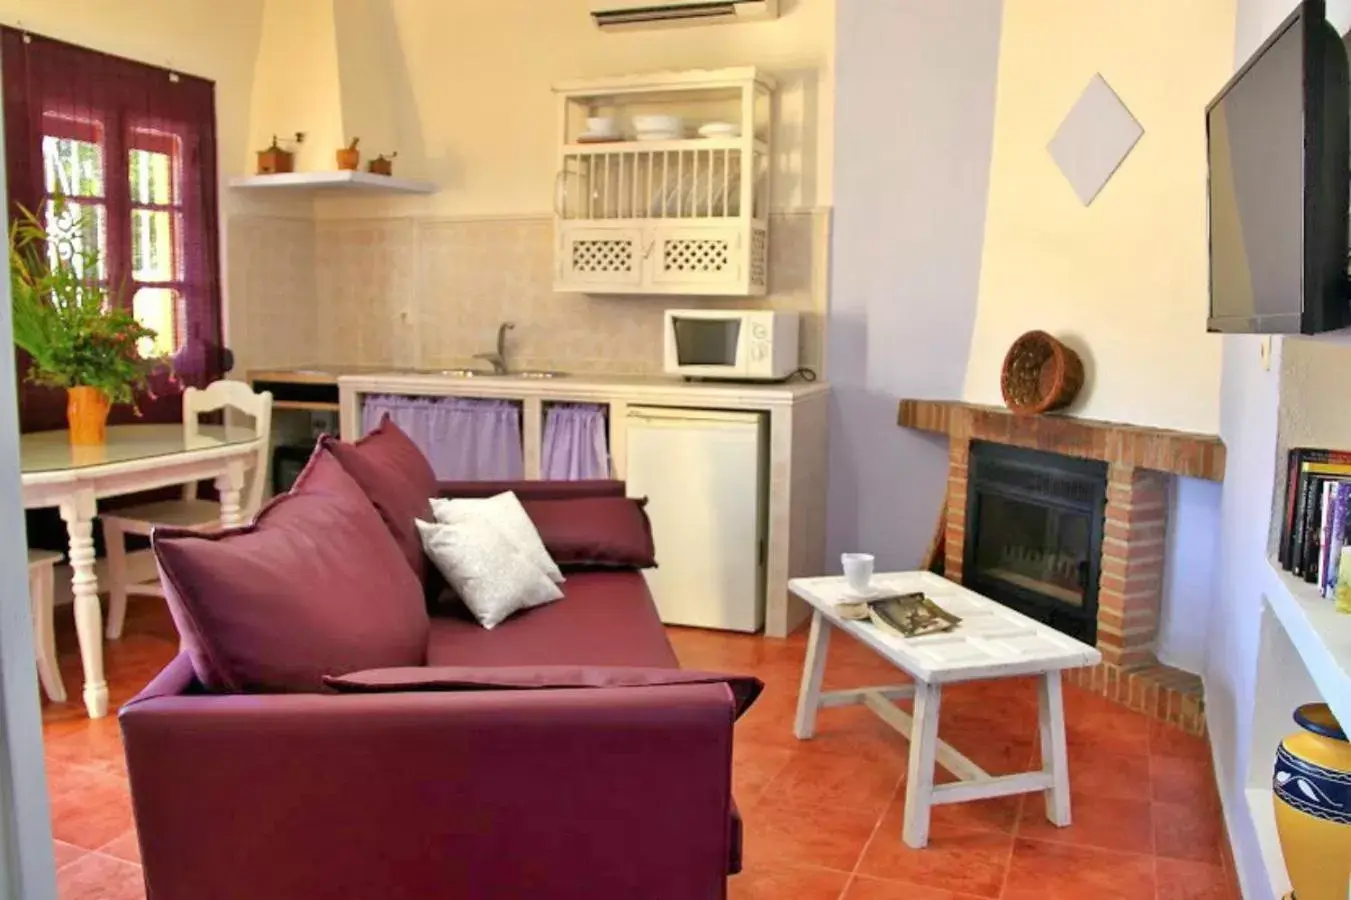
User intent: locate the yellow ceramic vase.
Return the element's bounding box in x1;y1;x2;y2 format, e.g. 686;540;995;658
66;386;110;446
1272;703;1350;900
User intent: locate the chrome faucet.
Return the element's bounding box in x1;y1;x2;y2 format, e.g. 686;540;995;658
473;321;515;374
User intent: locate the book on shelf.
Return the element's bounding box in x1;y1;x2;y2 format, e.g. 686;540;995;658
1324;483;1350;598
1280;448;1351;586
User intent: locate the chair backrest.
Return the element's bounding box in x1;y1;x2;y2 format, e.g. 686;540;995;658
182;380;274;517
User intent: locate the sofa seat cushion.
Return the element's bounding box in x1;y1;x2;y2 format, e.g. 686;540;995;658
426;570;677;668
153;448;430;693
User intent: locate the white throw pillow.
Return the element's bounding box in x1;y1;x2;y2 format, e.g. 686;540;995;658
415;519;563;629
430;492;564;584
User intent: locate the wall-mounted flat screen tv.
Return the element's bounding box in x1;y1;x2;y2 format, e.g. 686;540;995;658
1207;0;1349;334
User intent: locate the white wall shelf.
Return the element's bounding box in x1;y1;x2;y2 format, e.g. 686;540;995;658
1265;558;1351;726
228;171;435;194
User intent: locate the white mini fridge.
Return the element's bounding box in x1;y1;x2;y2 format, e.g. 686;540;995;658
624;407;767;632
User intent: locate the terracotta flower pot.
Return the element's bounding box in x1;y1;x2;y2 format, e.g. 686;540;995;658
66;386;110;446
1272;703;1350;899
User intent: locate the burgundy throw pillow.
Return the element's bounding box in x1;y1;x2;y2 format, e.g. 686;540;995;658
521;496;657;569
325;665;763;719
153;447;430;693
437;480;626;502
321;417;438;582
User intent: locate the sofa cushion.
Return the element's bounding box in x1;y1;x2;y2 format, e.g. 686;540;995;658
521;496;657;569
437;480;626;502
416;518;562;629
324;665;763;719
431;492;564;584
152;447;430;693
426;570;678;668
321;418;438;582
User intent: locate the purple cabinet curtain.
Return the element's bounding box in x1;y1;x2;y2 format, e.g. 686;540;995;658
541;403;610;480
362;396;524;481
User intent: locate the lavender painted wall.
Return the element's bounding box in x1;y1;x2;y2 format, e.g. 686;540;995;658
826;0;1003;569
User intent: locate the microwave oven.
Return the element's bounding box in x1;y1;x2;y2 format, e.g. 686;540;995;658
663;309;800;381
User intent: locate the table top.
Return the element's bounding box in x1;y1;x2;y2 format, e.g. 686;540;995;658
788;571;1102;684
21;424;259;475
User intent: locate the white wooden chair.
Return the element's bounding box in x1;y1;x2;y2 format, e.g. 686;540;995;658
101;380;273;640
28;549;65;702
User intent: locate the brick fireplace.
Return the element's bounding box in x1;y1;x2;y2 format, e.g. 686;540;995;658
900;399;1226;735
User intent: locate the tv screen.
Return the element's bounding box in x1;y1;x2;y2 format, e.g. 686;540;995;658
1207;0;1349;334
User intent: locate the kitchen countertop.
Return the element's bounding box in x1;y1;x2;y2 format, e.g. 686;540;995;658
335;369;829;405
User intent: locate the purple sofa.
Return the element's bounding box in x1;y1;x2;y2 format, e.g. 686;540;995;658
121;468;748;900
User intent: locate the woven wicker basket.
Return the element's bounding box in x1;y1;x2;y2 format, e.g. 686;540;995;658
1000;331;1084;415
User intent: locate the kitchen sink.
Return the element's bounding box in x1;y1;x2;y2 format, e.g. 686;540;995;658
429;368;502;377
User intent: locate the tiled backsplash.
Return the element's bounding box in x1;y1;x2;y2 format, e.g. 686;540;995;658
227;211;827;377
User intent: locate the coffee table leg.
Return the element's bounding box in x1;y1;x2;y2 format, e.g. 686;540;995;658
1037;671;1072;827
793;609;831;739
902;682;942;848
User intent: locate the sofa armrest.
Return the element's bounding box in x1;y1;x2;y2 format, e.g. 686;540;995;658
120;674;735;900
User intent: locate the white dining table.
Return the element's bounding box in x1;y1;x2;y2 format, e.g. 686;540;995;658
21;423;260;718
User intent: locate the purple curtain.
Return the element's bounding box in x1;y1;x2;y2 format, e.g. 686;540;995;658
541;403;610;480
362;396;523;481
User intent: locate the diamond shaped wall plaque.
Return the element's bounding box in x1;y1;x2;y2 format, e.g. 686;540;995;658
1048;74;1143;205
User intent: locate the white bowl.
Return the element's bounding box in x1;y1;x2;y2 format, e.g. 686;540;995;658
585;116;617;137
632;115;683;137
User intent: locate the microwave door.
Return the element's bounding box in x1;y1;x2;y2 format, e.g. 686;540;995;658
673;317;742;368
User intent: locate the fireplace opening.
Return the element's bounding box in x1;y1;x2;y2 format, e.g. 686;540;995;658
963;441;1107;644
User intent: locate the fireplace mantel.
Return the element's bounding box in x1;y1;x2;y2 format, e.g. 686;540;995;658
897;399;1225;482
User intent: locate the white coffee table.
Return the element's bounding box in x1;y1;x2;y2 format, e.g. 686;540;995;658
789;570;1102;848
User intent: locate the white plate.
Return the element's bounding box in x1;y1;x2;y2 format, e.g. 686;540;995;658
698;122;740;138
839;585;888;601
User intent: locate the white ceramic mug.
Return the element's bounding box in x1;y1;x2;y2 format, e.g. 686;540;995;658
841;553;875;595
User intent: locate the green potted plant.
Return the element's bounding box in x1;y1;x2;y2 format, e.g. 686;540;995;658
9;198;163;445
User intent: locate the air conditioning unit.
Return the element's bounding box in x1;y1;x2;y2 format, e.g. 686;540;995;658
592;0;778;32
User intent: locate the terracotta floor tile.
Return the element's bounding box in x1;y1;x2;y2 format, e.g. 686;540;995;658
96;831;142;865
52;839;87;870
55;851;145;900
765;746;904;815
1002;838;1155;900
1156;858;1240;900
44;724;129;779
48;769;135;851
1150;754;1220;808
727;863;852;900
1062;746;1151;800
733;740;795;808
1016;792;1155;855
1149;720;1212;760
855;819;1013;899
741;794;880;873
1152;801;1226;865
842;873;989;899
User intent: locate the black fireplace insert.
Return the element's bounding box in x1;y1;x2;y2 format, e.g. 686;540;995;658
963;441;1108;643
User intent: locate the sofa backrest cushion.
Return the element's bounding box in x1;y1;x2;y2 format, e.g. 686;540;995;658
521;496;657;569
153;447;430;693
436;480;626;502
325;665;763;719
320;417;438;583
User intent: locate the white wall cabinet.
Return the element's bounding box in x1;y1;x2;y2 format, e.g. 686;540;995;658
552;68;774;297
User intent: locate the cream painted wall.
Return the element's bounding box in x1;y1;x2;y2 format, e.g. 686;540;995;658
962;0;1234;434
245;0;834;218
